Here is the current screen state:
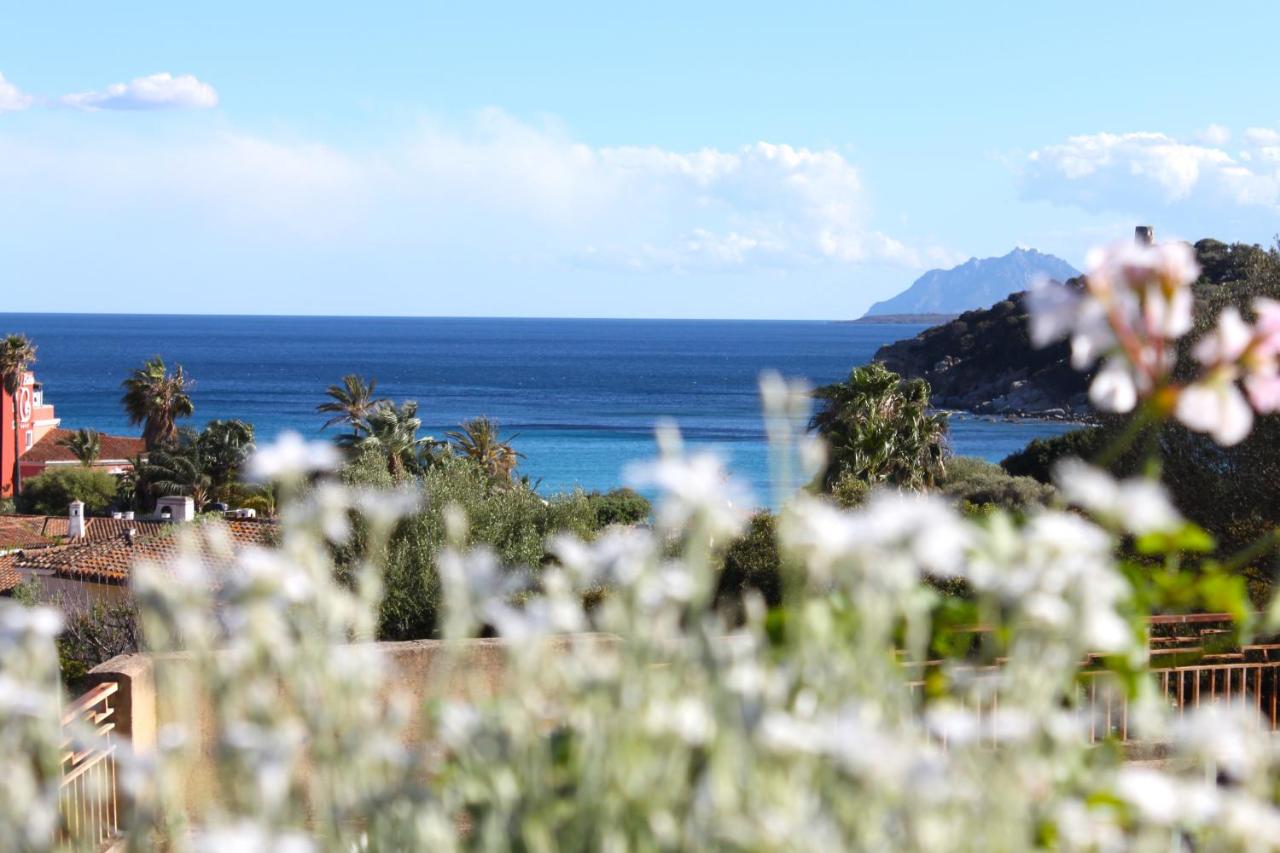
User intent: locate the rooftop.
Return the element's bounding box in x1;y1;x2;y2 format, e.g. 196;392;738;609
0;517;279;591
21;428;146;465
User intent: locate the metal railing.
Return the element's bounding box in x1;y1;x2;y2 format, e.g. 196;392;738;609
59;681;121;849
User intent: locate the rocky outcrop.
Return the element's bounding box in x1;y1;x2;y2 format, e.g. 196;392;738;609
874;288;1090;418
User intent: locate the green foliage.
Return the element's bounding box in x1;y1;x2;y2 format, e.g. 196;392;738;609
341;447;600;640
56;428;101;466
16;467;118;515
941;456;1054;511
1000;427;1106;482
828;472;870;509
715;512;784;610
447;416;522;482
811;361;948;492
585;488;651;527
317;374;387;439
120;356;195;449
196;419;255;493
359;400;435;482
0;498;15;515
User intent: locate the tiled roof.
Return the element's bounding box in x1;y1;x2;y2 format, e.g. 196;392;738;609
0;555;22;593
0;516;54;551
4;518;279;586
40;516;166;542
21;429;146;464
0;515;166;550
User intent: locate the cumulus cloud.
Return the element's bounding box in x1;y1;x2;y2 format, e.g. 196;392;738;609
1021;128;1280;214
0;110;945;272
0;73;32;113
60;72;218;111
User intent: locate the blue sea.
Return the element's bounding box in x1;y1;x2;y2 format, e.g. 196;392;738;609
0;314;1074;503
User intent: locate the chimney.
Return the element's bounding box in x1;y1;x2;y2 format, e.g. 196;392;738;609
155;496;195;523
123;528;137;545
68;500;86;539
1135;225;1155;246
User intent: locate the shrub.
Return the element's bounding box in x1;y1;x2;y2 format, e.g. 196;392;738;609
715;511;783;610
341;447;603;640
16;467;118;515
585;487;651;527
1000;427;1106;483
941;456;1054;510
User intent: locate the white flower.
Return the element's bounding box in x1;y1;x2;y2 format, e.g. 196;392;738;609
1088;358;1138;413
1193;307;1253;365
1172;703;1264;781
246;431;341;482
1053;460;1183;535
1027;277;1080;348
1176;376;1253;446
626;445;751;538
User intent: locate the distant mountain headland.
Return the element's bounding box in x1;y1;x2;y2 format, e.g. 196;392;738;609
862;248;1079;319
873;238;1267;419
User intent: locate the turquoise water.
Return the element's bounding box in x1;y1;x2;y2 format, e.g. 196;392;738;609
0;314;1074;502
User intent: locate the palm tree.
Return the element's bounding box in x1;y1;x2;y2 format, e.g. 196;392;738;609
0;334;37;497
318;375;387;444
447;417;523;482
141;445;213;510
196;419;255;495
58;428;101;467
810;362;948;492
120;357;195;450
359;401;434;481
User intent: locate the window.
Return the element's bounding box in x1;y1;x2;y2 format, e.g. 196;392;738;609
24;431;32;450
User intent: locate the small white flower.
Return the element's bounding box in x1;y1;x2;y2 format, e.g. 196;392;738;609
1053;460;1183;535
1027;277;1080;348
1088;358;1138;413
1176;377;1253;446
246;431;341;482
1193;307;1253;365
626;444;751;538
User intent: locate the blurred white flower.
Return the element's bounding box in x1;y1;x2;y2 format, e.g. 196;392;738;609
195;821;315;853
1087;358;1138;413
1027;277;1081;348
1176;375;1253;446
246;431;341;482
626;446;751;538
1053;460;1183;535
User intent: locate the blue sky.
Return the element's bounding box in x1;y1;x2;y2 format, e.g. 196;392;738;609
3;1;1279;319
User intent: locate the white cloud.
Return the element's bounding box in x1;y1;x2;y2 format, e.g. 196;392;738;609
0;73;32;113
0;110;945;273
1022;128;1280;214
60;72;218;111
1197;124;1231;146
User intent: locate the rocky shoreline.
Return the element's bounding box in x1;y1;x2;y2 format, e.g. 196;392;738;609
872;290;1093;420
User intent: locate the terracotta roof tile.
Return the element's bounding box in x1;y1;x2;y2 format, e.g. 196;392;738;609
0;554;22;593
8;518;279;585
40;517;166;542
0;516;55;551
21;429;146;464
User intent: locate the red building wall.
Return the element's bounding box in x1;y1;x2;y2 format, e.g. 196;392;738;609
1;374;37;499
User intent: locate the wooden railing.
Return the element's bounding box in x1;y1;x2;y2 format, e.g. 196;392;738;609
59;681;121;849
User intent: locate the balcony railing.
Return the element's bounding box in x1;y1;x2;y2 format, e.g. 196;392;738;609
59;681;121;850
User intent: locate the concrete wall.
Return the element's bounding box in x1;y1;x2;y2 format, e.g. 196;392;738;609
87;634;620;758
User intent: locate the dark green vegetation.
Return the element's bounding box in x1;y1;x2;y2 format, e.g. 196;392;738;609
340;446;644;640
994;240;1280;555
17;468;119;515
811;362;948;494
120;356;195;449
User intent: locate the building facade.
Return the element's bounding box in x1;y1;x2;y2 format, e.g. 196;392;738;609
1;372;60;498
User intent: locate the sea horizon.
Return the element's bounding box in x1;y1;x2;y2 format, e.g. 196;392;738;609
0;312;1073;502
